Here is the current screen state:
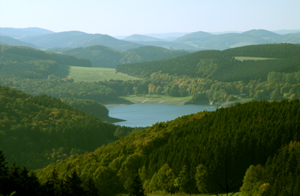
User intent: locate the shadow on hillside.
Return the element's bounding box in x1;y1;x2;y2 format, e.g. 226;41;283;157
52;64;71;78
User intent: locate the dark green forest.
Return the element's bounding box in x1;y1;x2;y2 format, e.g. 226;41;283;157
32;100;300;195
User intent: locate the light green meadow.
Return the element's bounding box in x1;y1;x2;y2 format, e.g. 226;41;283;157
235;56;276;61
54;65;141;82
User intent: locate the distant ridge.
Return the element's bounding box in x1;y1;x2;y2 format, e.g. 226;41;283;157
124;34;164;42
174;31;213;42
20;31;142;50
3;28;300;51
0;27;53;39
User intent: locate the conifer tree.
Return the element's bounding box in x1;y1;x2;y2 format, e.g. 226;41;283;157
129;175;146;196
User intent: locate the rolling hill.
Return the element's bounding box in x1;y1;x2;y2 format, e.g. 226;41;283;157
174;29;300;50
116;43;300;82
63;45;190;68
0;35;36;47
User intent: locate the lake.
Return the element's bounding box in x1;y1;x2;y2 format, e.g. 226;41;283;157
108;104;216;127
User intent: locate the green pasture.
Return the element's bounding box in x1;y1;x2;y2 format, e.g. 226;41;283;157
235;56;276;61
53;65;141;82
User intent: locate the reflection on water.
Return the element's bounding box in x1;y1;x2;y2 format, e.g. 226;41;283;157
108;104;216;127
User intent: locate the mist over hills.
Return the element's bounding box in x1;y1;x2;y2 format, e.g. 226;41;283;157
19;31;142;50
123;29;300;50
123;34;164;42
1;27;300;51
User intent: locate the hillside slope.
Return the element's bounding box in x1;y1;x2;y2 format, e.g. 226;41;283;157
117;43;300;82
35;100;300;195
0;85;131;170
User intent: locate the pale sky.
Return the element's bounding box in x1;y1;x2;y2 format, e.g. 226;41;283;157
0;0;299;36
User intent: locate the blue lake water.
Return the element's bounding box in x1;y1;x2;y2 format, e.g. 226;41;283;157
108;104;216;127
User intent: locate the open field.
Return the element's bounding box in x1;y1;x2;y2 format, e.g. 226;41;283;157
53;65;141;82
235;56;276;61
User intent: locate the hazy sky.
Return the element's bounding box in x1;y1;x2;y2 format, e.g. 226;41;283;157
1;0;299;36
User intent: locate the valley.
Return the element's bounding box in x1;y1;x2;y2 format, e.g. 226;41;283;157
1;28;300;196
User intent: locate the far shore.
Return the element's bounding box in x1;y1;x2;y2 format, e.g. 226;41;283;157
104;95;255;108
104;95;193;107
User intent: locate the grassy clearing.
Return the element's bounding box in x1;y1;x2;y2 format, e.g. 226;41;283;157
53;65;141;82
235;56;276;61
120;95;193;105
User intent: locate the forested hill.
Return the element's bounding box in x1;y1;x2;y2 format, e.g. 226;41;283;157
0;85;134;170
63;45;189;68
35;100;300;195
116;43;300;82
0;45;119;103
0;35;36;48
0;44;91;67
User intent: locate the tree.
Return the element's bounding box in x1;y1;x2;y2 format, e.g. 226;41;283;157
240;165;264;196
270;88;282;100
195;164;208;193
129;175;146;196
155;163;176;194
0;150;9;195
64;171;86;196
174;165;193;195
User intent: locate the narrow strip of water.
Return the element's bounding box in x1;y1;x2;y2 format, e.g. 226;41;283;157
108;104;216;127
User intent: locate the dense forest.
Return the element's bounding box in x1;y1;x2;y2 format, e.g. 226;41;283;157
33;100;300;195
114;44;300;103
0;85;136;170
